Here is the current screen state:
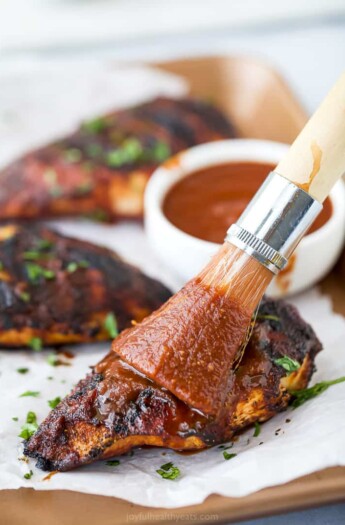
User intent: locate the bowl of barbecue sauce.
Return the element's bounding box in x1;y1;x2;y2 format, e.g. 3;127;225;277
145;140;345;296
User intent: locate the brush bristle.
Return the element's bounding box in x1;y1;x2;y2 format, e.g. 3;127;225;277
198;242;273;311
112;242;274;416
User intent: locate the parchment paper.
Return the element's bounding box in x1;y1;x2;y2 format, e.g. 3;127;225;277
0;61;345;508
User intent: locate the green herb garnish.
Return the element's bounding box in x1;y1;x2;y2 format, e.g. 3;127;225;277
48;397;61;409
23;250;42;261
156;462;180;480
78;260;90;268
64;148;82;163
257;314;280;322
43;168;57;186
47;353;58;367
26;263;43;283
76;181;93;195
106;460;120;467
28;337;42;352
274;356;300;374
12;417;18;422
253;421;261;437
290;376;345;408
25;263;55;283
67;262;78;273
0;261;3;271
106;138;143;167
19;391;40;398
19;412;38;439
19;291;30;303
85;143;103;159
24;470;33;480
223;451;237;461
82;117;107;134
36;239;53;250
66;261;90;273
105;138;170;168
104;312;118;339
26;411;37;424
17;367;29;374
83;209;109;222
152;141;171;162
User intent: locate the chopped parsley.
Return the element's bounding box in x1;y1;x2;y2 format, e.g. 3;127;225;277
64;148;82;163
66;262;78;273
36;239;53;250
43;168;62;197
66;260;90;273
48;397;61;409
106;138;171;168
257;314;280;322
0;261;3;270
25;262;55;283
76;181;93;195
24;470;33;480
43;168;57;186
26;411;37;424
17;367;29;374
83;209;109;222
253;421;261;437
223;451;237;461
82;117;108;134
85;143;103;159
28;337;43;352
274;356;301;374
19;291;30;303
78;260;90;268
156;462;180;480
104;312;118;339
290;376;345;408
107;138;143;167
19;391;40;398
106;460;120;467
12;417;18;422
47;353;58;367
23;250;43;261
19;412;38;439
152;141;171;162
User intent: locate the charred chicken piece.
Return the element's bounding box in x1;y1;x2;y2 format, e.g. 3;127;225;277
24;297;321;471
0;97;236;222
0;224;171;348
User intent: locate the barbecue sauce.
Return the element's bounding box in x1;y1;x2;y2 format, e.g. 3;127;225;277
111;274;252;417
163;162;332;244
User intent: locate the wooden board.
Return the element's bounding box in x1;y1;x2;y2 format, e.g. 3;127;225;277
1;55;345;524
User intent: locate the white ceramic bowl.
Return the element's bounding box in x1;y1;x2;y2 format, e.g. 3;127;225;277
144;139;345;297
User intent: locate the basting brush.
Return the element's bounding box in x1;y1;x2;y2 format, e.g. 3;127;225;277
112;73;345;417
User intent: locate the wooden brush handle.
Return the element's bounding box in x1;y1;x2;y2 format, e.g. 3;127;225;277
276;73;345;202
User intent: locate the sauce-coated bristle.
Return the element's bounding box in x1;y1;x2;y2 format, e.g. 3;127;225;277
199;242;273;311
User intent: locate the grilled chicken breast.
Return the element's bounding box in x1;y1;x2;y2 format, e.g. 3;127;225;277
24;297;321;471
0;97;235;222
0;224;171;348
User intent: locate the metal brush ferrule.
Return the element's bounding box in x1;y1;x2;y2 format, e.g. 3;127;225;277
225;171;323;274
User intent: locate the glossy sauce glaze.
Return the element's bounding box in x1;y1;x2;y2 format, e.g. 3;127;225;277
163;162;333;244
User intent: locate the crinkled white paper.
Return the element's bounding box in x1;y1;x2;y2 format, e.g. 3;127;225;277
0;62;345;508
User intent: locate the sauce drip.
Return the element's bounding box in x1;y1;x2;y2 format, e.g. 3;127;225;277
163;162;332;244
